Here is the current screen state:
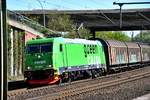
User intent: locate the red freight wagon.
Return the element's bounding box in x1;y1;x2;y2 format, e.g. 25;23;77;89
125;42;141;66
139;44;150;64
106;40;128;69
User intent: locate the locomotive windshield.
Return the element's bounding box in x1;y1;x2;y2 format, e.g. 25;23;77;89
27;43;53;54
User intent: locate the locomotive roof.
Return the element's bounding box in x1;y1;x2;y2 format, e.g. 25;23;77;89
104;40;141;48
106;40;126;47
63;38;99;45
26;38;54;44
125;42;139;48
139;43;150;48
26;37;101;45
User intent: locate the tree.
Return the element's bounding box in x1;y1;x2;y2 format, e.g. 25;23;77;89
133;31;150;43
112;31;130;41
47;14;90;38
96;31;130;41
25;14;91;38
63;26;90;39
47;14;73;32
23;14;90;39
25;14;40;23
96;31;113;40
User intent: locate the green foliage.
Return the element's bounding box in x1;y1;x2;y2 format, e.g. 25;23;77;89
7;26;25;77
133;31;150;43
96;31;113;39
47;14;73;32
96;31;130;41
8;26;12;75
47;14;90;39
78;28;90;39
8;25;12;51
113;31;130;41
25;14;40;23
63;27;90;39
25;14;91;39
40;28;47;34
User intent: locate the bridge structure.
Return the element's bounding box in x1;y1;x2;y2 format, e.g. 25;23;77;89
16;8;150;37
8;10;44;41
7;10;46;78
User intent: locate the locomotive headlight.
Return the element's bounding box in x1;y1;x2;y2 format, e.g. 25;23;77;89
38;55;41;58
27;66;31;70
49;65;52;67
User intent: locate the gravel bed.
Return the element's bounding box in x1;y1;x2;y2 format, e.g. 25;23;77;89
8;66;150;100
68;74;150;100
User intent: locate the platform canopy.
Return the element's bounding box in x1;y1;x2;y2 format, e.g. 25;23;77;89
16;8;150;31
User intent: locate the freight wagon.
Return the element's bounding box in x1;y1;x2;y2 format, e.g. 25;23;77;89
139;44;150;65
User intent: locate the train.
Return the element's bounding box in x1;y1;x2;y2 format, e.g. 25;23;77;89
24;37;150;85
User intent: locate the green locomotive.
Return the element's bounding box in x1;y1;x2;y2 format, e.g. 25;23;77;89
24;37;107;85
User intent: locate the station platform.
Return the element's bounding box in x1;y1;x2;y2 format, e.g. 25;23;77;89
133;93;150;100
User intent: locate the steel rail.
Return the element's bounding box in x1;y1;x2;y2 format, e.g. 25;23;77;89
7;66;150;100
43;71;150;100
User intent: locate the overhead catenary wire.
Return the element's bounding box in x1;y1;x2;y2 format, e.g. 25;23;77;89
9;0;36;10
27;0;41;10
87;0;110;9
60;0;97;9
60;0;92;9
26;0;71;10
41;0;71;10
41;0;95;10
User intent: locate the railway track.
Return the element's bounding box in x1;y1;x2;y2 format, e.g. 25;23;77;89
8;66;150;100
30;70;150;100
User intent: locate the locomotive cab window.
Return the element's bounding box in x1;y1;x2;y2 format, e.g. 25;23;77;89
41;44;53;53
26;43;53;54
26;45;40;54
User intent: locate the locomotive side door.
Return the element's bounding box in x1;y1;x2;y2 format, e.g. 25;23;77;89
60;44;68;68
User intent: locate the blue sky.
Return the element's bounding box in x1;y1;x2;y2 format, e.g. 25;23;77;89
7;0;150;10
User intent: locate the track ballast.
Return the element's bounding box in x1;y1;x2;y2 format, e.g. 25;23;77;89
8;66;150;100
